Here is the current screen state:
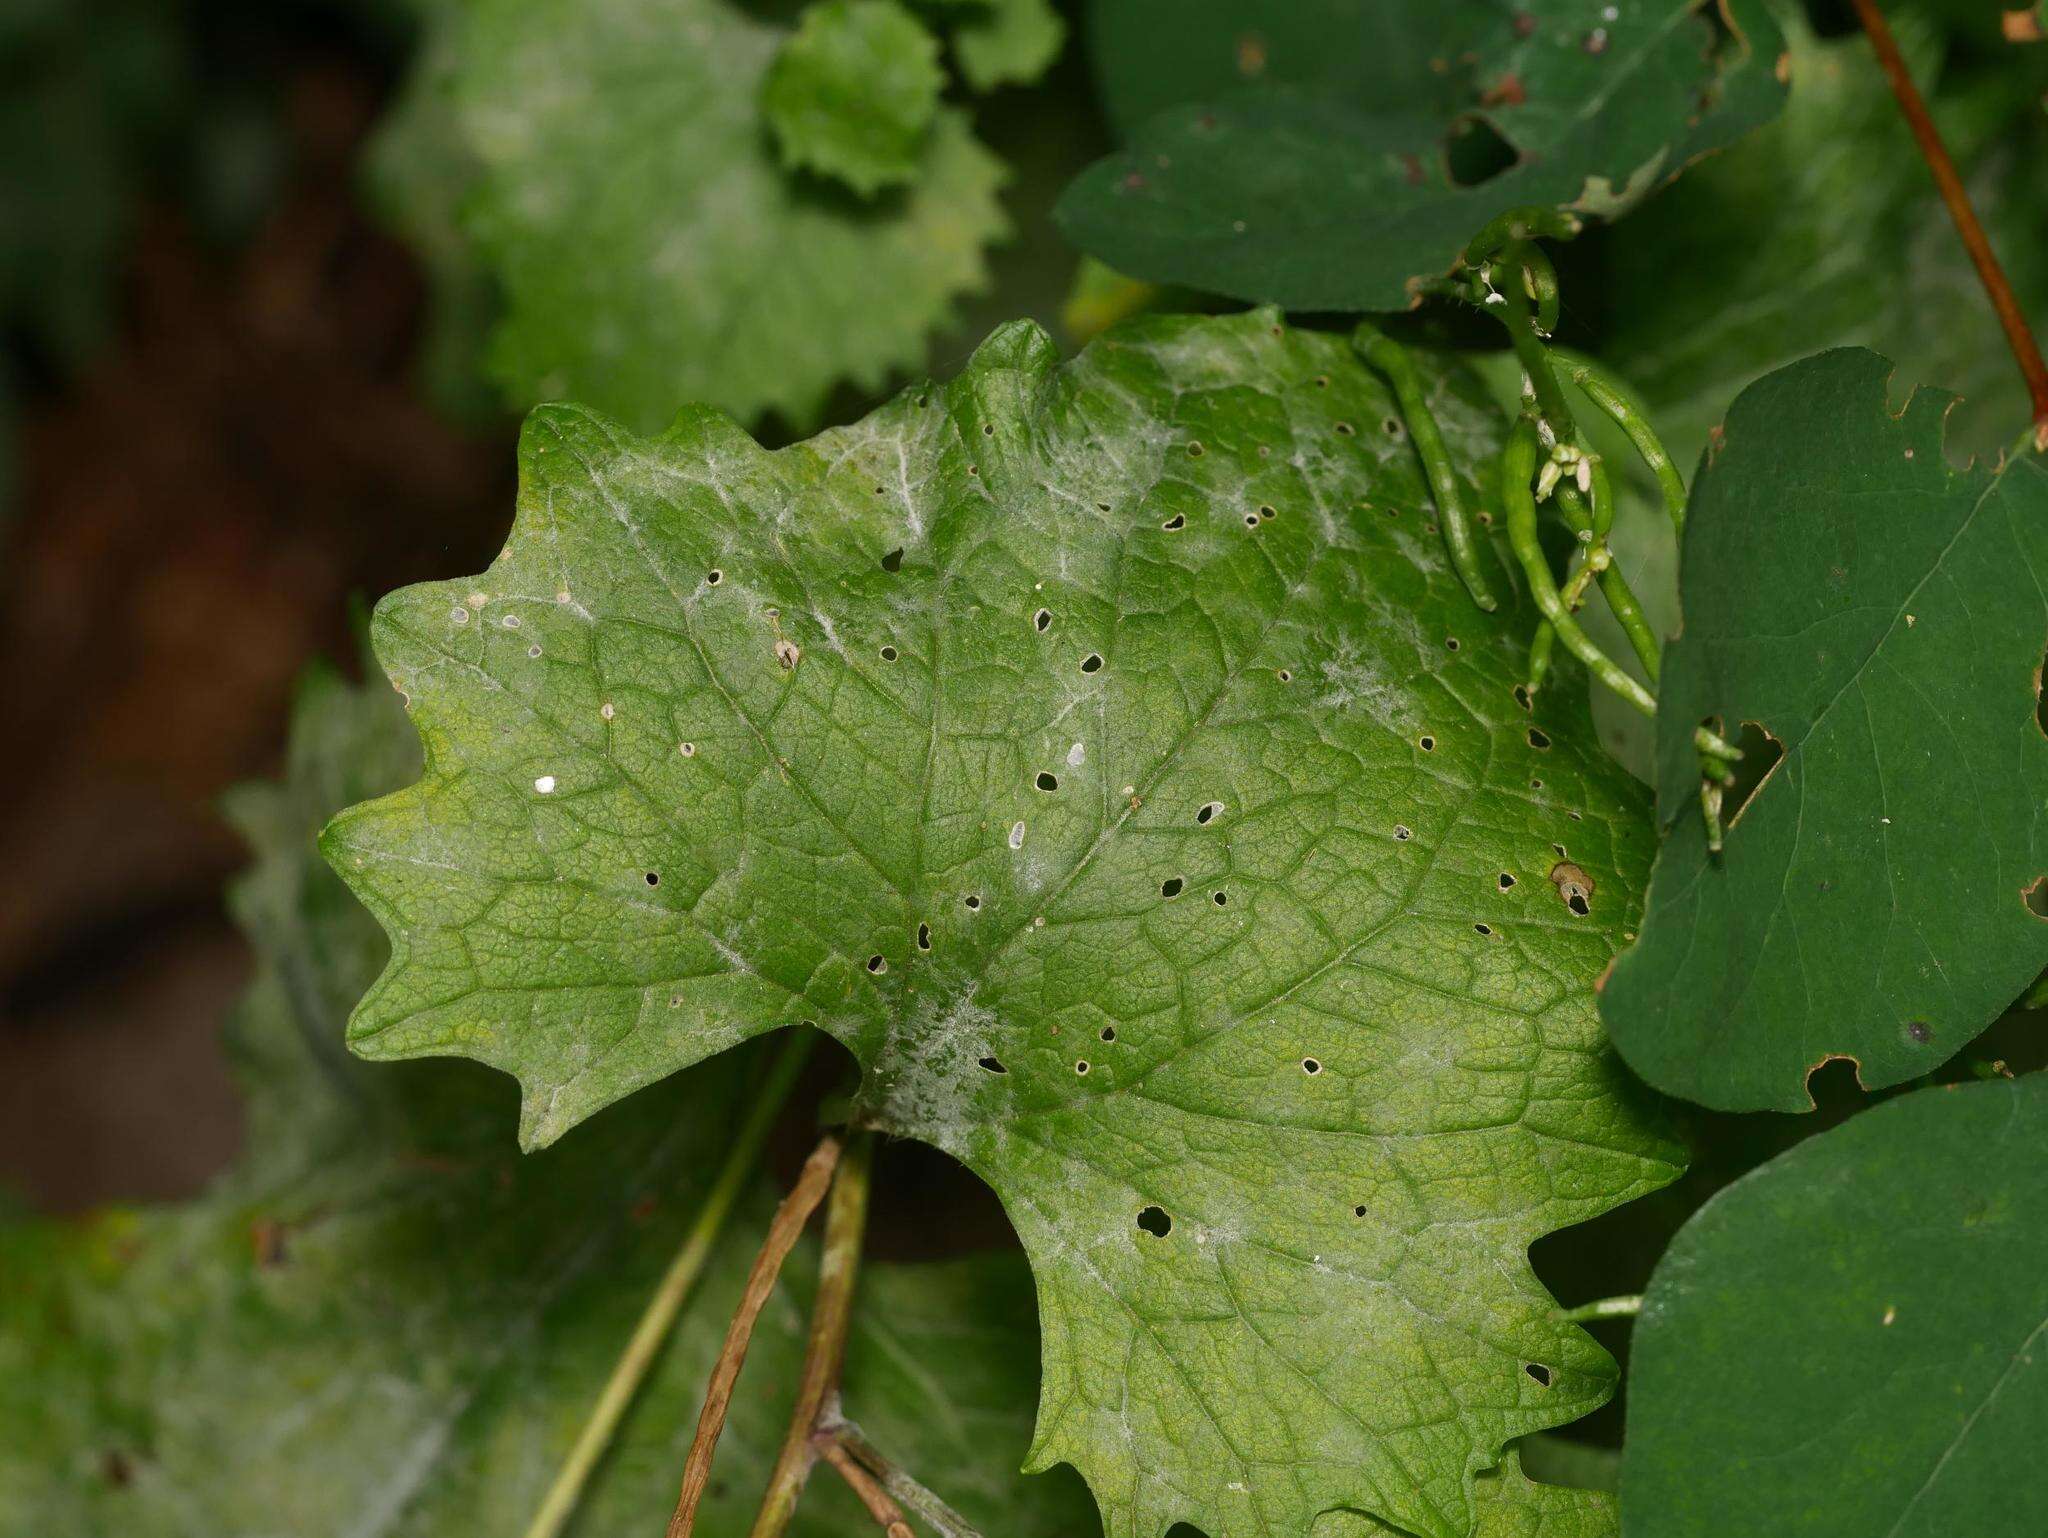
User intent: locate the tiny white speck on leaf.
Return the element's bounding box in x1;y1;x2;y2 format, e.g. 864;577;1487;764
1068;742;1085;766
1009;820;1026;849
535;775;557;794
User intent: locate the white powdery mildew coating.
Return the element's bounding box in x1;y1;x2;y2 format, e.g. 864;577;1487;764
327;310;1672;1538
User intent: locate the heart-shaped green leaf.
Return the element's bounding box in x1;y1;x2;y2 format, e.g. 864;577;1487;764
1601;349;2048;1111
1054;0;1786;311
323;309;1677;1538
1623;1076;2048;1536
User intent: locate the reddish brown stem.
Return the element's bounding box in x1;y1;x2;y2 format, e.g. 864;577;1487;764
815;1434;915;1538
1850;0;2048;445
665;1133;844;1538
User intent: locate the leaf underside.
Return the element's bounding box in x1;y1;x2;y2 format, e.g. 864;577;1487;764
1624;1076;2048;1538
324;309;1676;1538
1054;0;1786;311
1602;349;2048;1112
0;667;1094;1538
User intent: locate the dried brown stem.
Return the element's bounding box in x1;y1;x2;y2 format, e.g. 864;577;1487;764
827;1422;987;1538
1850;0;2048;445
745;1132;876;1538
664;1132;844;1538
816;1433;915;1538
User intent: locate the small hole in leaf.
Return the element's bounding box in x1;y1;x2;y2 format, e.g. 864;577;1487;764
1162;514;1187;531
1335;421;1355;436
2026;877;2048;919
1525;1363;1552;1388
880;645;898;661
1258;504;1276;520
1302;1057;1322;1075
979;1055;1007;1073
1394;825;1412;841
1474;922;1492;936
1212;890;1227;906
1352;1204;1367;1218
1100;1025;1116;1041
982;422;995;436
1383;417;1404;438
1513;684;1532;712
1136;1206;1172;1237
1035;608;1052;632
1278;669;1292;682
964;894;981;910
1419;735;1435;752
1161;877;1184;898
1187;440;1205;457
1314;374;1330;389
866;955;887;974
1527;727;1551;750
1245;513;1262;528
1081;654;1103;673
707;569;722;585
1530;777;1543;790
917;923;931;950
880;548;904;573
1498;872;1516;891
1075;1059;1090;1075
645;871;660;887
1196;800;1223;825
1036;771;1059;791
1446;637;1459;651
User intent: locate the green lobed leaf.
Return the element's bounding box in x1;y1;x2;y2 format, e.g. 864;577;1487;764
1599;4;2048;469
1622;1075;2048;1537
1601;350;2048;1112
1052;0;1787;311
375;0;1010;432
762;0;945;197
323;309;1680;1538
0;662;1095;1538
952;0;1067;93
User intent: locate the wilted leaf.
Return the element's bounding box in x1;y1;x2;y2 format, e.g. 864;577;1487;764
0;664;1095;1538
763;0;944;197
1602;349;2048;1111
1053;0;1786;311
324;309;1679;1538
1623;1076;2048;1537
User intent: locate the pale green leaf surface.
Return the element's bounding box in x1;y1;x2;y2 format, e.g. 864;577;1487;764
762;0;944;197
1623;1077;2048;1536
324;310;1680;1538
953;0;1066;93
1054;0;1786;312
379;0;1010;432
1602;350;2048;1111
0;665;1094;1538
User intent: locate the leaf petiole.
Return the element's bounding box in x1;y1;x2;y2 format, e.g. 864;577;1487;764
522;1031;814;1538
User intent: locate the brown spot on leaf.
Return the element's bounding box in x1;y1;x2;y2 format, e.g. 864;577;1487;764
1550;861;1594;916
2026;875;2048;919
1482;74;1527;107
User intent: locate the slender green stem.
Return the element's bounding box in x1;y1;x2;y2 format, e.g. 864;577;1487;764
827;1422;988;1538
522;1031;812;1538
1695;723;1743;763
747;1132;877;1538
1700;775;1726;855
1354;323;1499;612
1461;205;1582;266
1551;348;1689;533
1559;1294;1643;1324
1506;240;1560;337
1503;420;1657;717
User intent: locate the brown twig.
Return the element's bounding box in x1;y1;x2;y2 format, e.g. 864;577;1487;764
826;1421;988;1538
1850;0;2048;446
746;1132;877;1538
665;1132;844;1538
815;1433;915;1538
